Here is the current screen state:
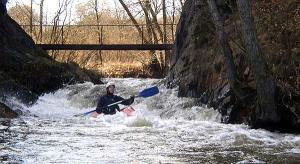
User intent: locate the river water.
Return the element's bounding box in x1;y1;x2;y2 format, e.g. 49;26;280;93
1;78;299;163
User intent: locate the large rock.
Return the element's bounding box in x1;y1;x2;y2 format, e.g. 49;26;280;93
0;102;18;119
0;0;102;118
0;79;38;105
167;0;239;120
0;14;102;94
167;0;300;133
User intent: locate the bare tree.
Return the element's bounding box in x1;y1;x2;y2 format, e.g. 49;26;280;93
94;0;103;65
207;0;241;93
39;0;44;43
30;0;33;35
138;0;157;43
8;0;182;77
49;0;72;59
236;0;280;126
162;0;167;43
171;0;176;41
178;0;184;9
147;0;163;42
162;0;170;71
139;0;166;71
118;0;148;43
118;0;167;77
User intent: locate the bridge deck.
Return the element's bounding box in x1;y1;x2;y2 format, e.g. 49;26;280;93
37;44;173;51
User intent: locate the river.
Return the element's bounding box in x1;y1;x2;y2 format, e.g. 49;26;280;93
1;78;299;163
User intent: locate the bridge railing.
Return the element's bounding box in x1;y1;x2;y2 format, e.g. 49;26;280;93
20;24;177;45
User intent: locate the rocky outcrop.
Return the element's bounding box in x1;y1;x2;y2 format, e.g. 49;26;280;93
167;0;300;133
0;102;18;118
167;0;236;111
0;0;102;118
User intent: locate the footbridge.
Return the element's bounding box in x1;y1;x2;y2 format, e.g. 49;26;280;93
21;24;175;51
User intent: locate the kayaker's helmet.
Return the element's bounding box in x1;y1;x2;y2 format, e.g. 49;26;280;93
106;82;115;88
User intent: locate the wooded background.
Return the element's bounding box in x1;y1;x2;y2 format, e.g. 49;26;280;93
8;0;184;77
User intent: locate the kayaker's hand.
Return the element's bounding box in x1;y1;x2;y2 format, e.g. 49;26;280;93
91;112;100;118
130;95;135;103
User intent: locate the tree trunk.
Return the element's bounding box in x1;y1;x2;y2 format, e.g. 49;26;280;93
138;0;156;43
207;0;242;95
163;0;170;73
236;0;280;127
30;0;33;35
179;0;184;8
139;0;162;76
162;0;167;44
171;0;175;41
118;0;148;43
94;0;103;64
147;0;164;42
39;0;44;43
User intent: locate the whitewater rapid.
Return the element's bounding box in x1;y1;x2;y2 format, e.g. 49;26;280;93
1;78;299;163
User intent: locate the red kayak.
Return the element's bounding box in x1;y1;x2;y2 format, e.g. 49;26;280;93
91;106;135;118
121;106;135;116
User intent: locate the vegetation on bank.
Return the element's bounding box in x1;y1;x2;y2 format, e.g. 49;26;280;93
8;0;182;78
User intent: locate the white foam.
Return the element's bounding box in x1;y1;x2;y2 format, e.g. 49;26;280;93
0;125;8;130
4;78;299;163
237;159;266;164
288;148;300;154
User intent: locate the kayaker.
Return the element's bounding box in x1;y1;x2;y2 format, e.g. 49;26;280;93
93;82;135;116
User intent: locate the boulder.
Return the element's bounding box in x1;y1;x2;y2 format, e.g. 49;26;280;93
0;0;103;118
167;0;300;133
0;102;18;119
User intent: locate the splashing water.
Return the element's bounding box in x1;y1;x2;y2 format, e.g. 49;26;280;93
1;78;299;163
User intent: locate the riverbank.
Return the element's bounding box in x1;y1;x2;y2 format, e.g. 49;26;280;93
0;1;102;118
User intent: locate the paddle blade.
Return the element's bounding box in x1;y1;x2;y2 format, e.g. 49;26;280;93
138;86;159;98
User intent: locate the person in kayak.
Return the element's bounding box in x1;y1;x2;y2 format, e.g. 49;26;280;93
94;82;135;115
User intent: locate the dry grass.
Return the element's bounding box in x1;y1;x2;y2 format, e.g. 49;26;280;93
97;61;148;77
50;50;159;77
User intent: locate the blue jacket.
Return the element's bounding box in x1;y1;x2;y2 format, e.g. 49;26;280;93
96;94;134;115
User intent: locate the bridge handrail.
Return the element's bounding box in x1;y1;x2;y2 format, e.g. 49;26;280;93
20;23;177;27
20;23;177;45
